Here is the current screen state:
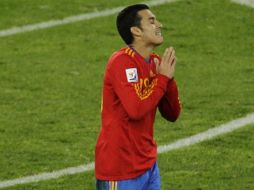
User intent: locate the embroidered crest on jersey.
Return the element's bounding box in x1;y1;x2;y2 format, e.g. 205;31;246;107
134;77;158;100
126;68;138;82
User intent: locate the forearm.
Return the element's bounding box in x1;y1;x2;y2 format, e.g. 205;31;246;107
158;79;181;122
115;74;169;120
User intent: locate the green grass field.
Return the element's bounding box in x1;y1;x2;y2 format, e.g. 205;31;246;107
0;0;253;189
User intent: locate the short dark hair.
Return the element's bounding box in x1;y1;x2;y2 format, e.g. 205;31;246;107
116;4;150;45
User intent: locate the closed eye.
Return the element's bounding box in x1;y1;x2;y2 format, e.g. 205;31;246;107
149;17;156;24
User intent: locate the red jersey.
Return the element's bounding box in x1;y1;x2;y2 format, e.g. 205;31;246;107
95;47;181;180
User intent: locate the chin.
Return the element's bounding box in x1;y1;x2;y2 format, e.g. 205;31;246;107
154;38;164;46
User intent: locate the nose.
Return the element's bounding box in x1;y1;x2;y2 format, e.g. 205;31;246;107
156;20;163;28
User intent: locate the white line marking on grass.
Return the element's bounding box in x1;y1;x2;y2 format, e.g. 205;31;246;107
1;113;254;189
0;0;179;38
158;113;254;153
0;163;95;189
231;0;254;8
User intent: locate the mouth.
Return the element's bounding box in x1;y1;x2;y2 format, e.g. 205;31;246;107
155;31;162;36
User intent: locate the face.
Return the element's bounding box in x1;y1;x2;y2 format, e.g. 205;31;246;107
137;9;163;46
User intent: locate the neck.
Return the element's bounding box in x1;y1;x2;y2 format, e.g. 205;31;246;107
130;41;154;59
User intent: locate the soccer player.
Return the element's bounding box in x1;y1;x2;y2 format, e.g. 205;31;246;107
95;4;181;190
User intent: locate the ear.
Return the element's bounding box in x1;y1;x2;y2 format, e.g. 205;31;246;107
130;26;142;37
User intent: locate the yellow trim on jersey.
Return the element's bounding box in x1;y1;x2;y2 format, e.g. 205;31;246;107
127;49;133;56
131;51;135;57
125;48;135;57
125;48;130;55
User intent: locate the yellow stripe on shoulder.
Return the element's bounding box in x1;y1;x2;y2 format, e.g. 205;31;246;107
128;49;133;56
125;48;131;54
131;51;135;57
124;48;135;57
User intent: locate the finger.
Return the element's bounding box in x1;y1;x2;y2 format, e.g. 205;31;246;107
168;51;175;65
171;57;176;66
166;47;173;63
162;48;171;65
161;48;168;63
168;47;174;58
168;47;176;63
170;59;176;75
169;59;176;75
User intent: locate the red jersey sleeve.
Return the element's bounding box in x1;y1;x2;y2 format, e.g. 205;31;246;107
107;54;169;120
158;79;181;122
